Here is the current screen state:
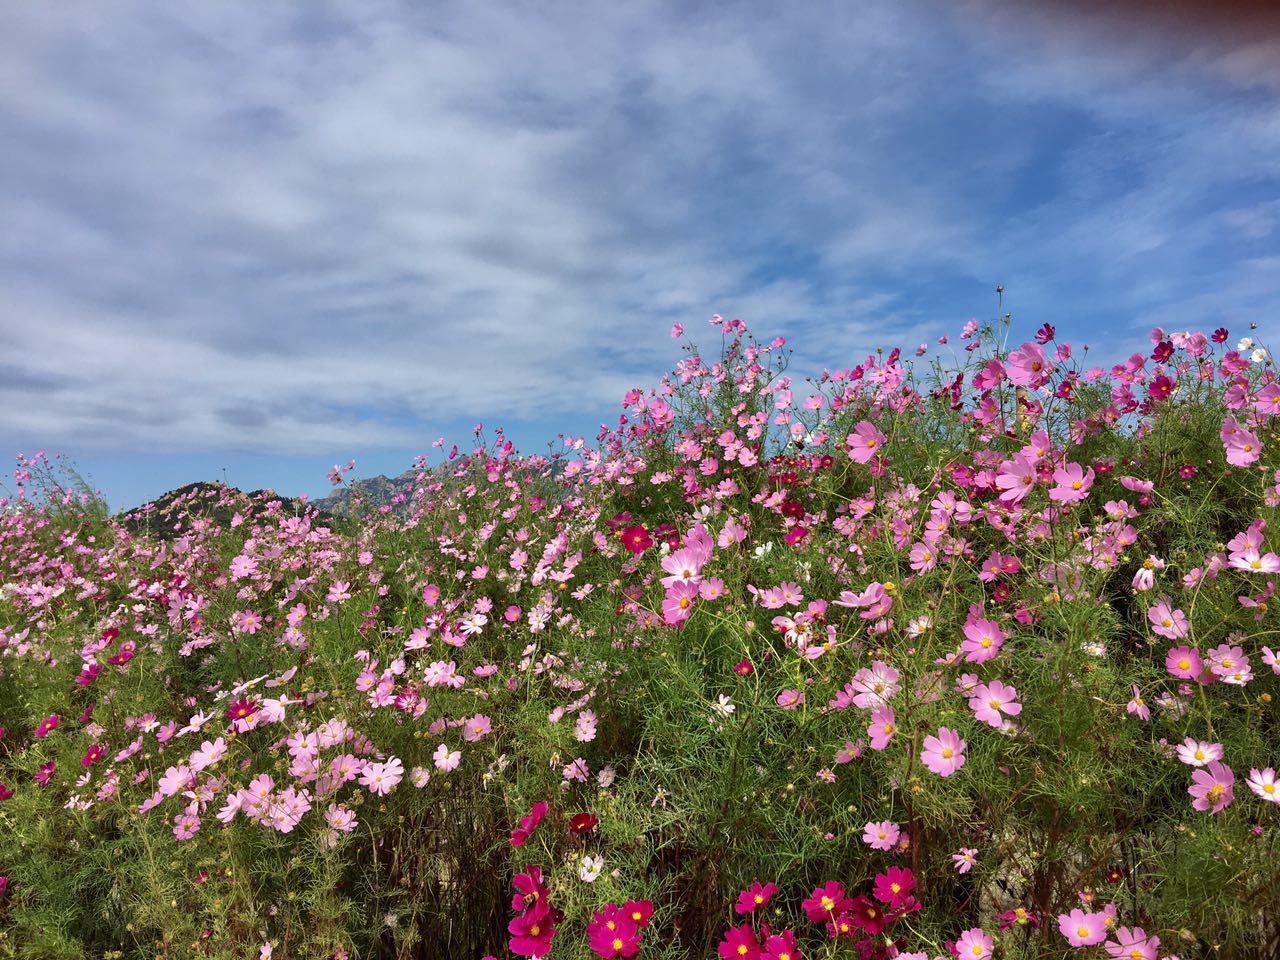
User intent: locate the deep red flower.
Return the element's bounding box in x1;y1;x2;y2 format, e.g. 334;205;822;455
734;659;754;676
1035;322;1056;344
570;812;599;835
1212;327;1229;343
847;895;888;935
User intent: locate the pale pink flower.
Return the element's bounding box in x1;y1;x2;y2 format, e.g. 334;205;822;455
1247;767;1280;804
433;743;461;772
1058;908;1107;947
954;927;993;959
862;819;901;851
1175;738;1223;767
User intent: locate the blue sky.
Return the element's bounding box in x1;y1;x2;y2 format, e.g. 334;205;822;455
2;1;1278;510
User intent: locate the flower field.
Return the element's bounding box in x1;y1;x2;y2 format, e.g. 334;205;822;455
1;315;1278;959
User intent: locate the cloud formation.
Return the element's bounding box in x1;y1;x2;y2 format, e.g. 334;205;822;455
2;0;1278;457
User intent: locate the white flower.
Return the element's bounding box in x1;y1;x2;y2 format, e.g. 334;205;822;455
753;542;774;559
1252;347;1268;364
1082;641;1107;657
579;854;604;883
712;694;736;719
1239;337;1255;351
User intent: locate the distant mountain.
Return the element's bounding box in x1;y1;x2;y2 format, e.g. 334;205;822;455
305;469;418;516
116;480;340;538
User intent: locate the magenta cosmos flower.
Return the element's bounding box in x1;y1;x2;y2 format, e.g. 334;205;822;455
1188;761;1235;813
921;727;966;777
801;881;851;923
718;923;761;960
735;881;779;915
510;801;549;847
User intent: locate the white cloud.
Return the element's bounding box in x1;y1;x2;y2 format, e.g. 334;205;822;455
1;0;1277;455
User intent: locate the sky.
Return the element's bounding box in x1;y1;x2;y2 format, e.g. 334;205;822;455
2;0;1279;511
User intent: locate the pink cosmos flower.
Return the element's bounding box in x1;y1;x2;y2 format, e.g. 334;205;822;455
1105;927;1160;960
433;743;461;772
662;580;699;626
961;617;1005;663
462;714;493;742
952;848;978;873
1007;342;1051;386
954;927;994;960
1058;908;1107;947
776;689;804;709
1147;601;1189;640
1188;760;1235;813
1126;685;1150;721
1228;546;1280;573
862;820;901;851
1165;646;1203;680
921;727;967;777
359;757;404;796
968;680;1022;728
1221;417;1262;466
868;706;896;750
846;421;887;464
660;549;704;589
995;454;1037;503
1049;462;1095;503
